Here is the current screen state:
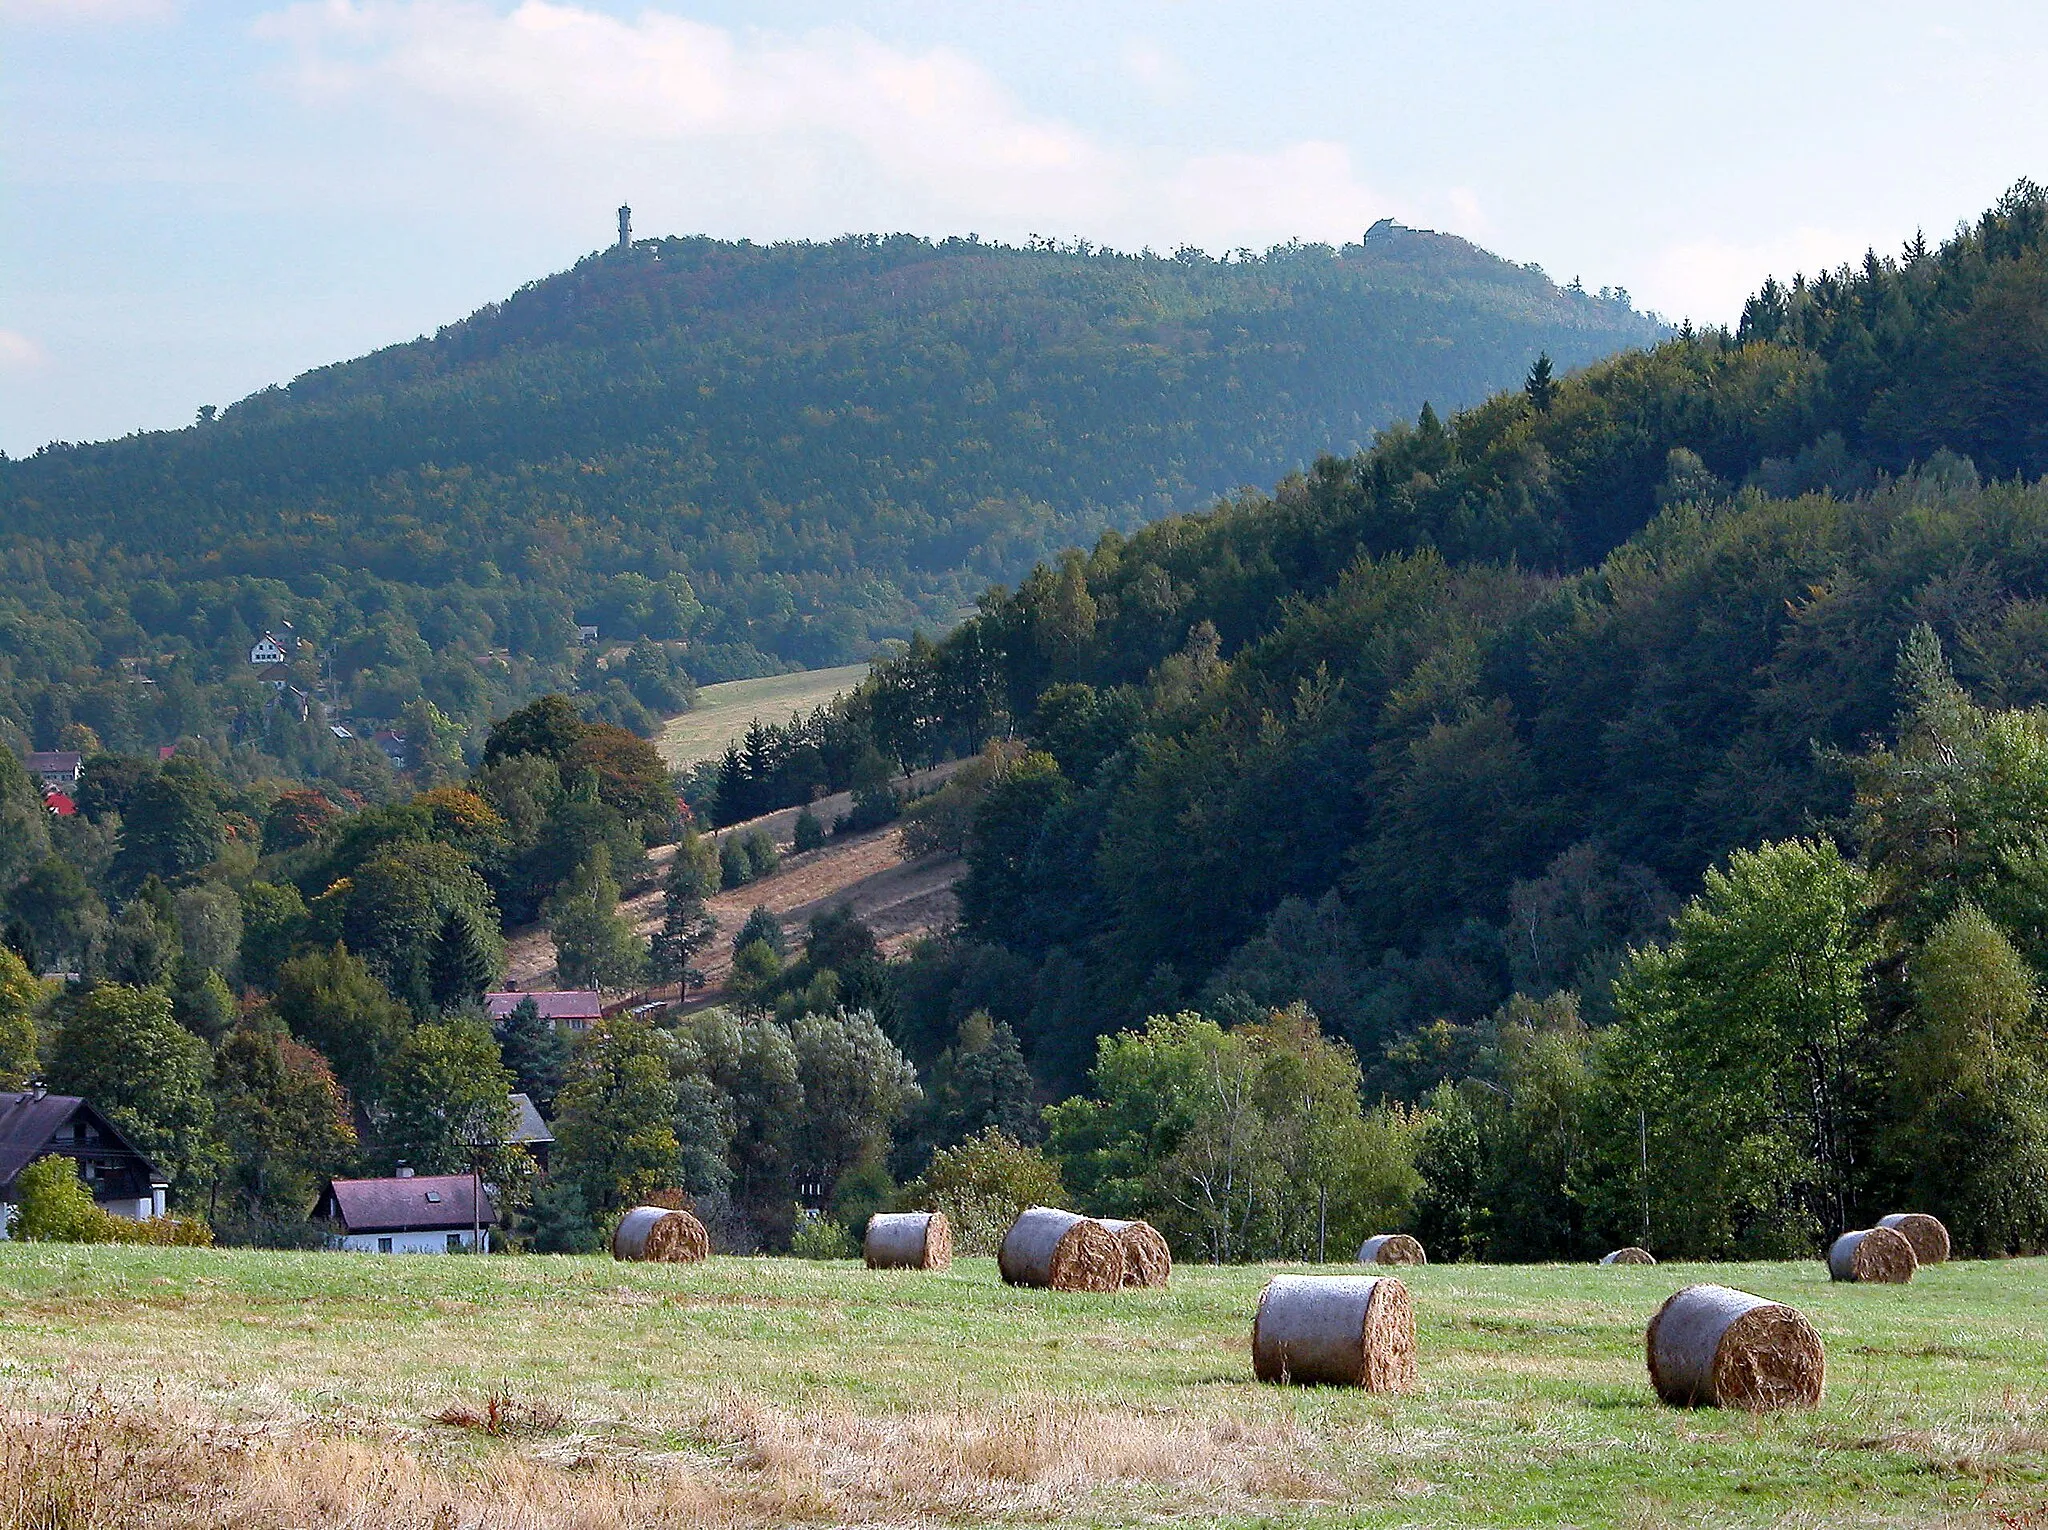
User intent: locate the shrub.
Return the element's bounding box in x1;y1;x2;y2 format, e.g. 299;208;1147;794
792;807;825;853
904;1127;1065;1256
790;1210;857;1259
10;1156;212;1245
742;827;779;880
718;837;752;890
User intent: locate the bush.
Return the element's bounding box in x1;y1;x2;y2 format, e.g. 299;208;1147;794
904;1127;1065;1256
10;1155;212;1245
790;1210;857;1259
742;827;779;879
718;837;752;890
834;784;900;837
732;906;785;958
792;807;825;853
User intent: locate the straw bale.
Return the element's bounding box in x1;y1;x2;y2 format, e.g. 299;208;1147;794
1251;1274;1416;1390
1097;1218;1172;1287
1828;1226;1917;1283
1356;1233;1426;1266
1645;1283;1825;1410
611;1205;710;1263
863;1211;953;1271
997;1207;1124;1291
1600;1247;1657;1265
1876;1212;1951;1265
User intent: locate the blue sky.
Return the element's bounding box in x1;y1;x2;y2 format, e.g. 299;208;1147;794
5;0;2046;454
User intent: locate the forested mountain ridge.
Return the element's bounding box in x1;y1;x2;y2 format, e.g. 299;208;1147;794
863;181;2048;1091
0;225;1659;787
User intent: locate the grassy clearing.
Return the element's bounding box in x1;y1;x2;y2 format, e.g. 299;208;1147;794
657;664;871;770
1;1247;2045;1527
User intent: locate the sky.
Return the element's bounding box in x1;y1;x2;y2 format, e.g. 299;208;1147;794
4;0;2046;455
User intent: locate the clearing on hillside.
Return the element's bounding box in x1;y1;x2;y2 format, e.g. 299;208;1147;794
657;663;871;769
1;1246;2043;1528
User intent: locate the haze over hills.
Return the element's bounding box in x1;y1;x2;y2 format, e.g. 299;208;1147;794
0;223;1659;770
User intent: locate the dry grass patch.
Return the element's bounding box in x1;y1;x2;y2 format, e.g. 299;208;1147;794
0;1389;1367;1529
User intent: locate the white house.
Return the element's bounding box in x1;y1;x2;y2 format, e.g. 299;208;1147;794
24;751;82;791
250;635;289;666
313;1170;495;1253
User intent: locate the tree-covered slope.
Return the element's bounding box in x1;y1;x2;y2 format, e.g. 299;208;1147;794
0;226;1659;773
862;181;2048;1087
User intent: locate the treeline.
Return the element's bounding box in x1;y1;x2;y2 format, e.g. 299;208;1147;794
0;225;1659;784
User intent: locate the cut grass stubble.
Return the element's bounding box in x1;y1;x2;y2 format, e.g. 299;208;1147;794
2;1246;2047;1527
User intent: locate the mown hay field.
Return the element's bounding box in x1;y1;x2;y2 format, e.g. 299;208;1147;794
656;664;870;770
2;1245;2046;1528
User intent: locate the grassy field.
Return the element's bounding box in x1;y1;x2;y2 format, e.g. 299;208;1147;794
3;1248;2045;1528
657;664;871;771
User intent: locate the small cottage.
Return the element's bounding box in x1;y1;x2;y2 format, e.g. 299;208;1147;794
506;1092;553;1172
249;635;288;666
314;1170;495;1254
0;1089;168;1238
487;989;604;1033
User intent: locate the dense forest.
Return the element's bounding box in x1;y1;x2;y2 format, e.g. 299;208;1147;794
0;225;1657;781
11;185;2048;1266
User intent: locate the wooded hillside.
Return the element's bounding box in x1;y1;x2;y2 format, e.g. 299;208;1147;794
0;225;1658;781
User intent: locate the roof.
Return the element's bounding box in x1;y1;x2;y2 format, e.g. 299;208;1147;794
319;1174;496;1233
486;990;602;1021
43;791;75;816
507;1093;553;1146
25;751;82;773
0;1092;164;1193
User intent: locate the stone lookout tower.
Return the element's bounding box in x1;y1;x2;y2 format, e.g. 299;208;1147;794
617;205;631;249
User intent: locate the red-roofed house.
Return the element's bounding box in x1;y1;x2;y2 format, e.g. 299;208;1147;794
486;989;603;1033
313;1170;495;1253
43;791;75;817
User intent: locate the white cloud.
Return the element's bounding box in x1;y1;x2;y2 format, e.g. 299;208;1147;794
1639;228;1877;327
255;0;1396;253
0;331;47;371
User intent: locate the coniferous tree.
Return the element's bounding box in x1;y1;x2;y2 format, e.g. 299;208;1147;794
1524;351;1556;412
648;868;716;1000
428;904;499;1013
495;995;571;1116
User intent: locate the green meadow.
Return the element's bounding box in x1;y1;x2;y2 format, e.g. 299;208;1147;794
1;1245;2041;1527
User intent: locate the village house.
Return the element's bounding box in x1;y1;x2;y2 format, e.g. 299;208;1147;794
313;1168;495;1253
506;1092;554;1173
24;750;82;791
486;988;604;1034
0;1088;168;1238
249;634;288;666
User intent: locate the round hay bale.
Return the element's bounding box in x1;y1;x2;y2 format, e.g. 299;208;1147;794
1097;1218;1172;1288
1357;1233;1427;1266
1877;1212;1952;1266
1600;1247;1658;1266
1251;1274;1417;1390
863;1211;953;1271
1645;1283;1825;1410
612;1205;710;1263
1828;1226;1917;1283
998;1207;1125;1291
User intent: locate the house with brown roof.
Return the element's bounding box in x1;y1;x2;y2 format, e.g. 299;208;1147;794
487;989;603;1033
24;751;82;791
0;1088;168;1238
313;1169;495;1253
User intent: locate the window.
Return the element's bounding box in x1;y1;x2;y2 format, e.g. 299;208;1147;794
376;1237;393;1253
447;1232;462;1251
424;1191;442;1203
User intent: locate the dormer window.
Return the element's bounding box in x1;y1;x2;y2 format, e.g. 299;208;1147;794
424;1191;442;1203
